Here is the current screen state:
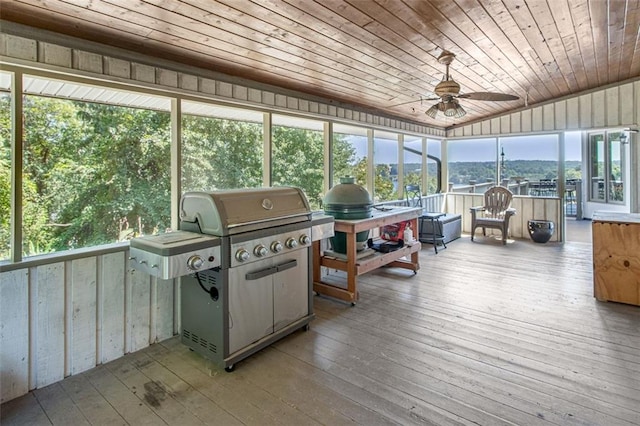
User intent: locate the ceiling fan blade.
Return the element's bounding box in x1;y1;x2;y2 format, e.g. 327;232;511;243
390;95;440;107
457;92;519;101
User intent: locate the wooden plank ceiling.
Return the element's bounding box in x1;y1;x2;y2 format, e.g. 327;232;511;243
1;0;639;129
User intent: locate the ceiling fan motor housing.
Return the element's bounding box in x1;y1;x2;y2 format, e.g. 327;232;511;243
434;79;461;97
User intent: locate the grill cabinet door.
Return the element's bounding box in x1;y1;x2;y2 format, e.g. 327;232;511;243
273;249;309;332
228;257;274;354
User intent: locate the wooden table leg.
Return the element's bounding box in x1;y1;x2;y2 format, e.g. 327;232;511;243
346;230;358;304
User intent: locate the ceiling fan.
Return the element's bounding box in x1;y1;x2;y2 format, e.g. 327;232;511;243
402;50;519;119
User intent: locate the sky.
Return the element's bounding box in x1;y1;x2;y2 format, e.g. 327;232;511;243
357;132;583;163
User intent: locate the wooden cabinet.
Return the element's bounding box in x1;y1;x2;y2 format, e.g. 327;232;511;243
313;206;421;305
592;212;640;306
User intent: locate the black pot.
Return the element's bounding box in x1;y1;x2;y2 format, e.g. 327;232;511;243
528;220;555;243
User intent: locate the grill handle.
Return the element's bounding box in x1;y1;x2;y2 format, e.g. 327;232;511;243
276;259;297;272
245;259;298;280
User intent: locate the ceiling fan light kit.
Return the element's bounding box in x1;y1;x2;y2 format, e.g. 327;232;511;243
422;50;518;119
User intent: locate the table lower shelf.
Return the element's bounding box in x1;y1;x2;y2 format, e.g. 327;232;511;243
313;240;420;304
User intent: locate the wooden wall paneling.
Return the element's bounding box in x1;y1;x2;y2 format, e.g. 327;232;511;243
458;194;476;233
481;120;491;135
73;50;103;74
131;63;155;84
579;93;592;128
70;257;98;375
179;73;198;92
287;96;299;111
0;269;29;403
592;90;606;127
500;115;510;134
521;109;532;132
517;196;535;237
4;34;38;61
217;81;234;98
543;104;555;130
510;112;521;133
554;100;567;130
619;82;635;125
547;199;561;242
566;97;580;129
262;91;275;106
154;278;176;343
247;87;262;104
149;275;157;345
100;252;126;364
199;77;216;95
531;106;543;132
0;33;6;55
157;69;178;88
128;270;151;352
39;42;72;68
104;56;130;79
35;262;66;388
472;122;482;135
233;84;248;102
606;87;620;126
509;197;524;238
491;118;500;134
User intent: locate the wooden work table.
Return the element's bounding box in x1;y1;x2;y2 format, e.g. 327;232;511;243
313;206;421;305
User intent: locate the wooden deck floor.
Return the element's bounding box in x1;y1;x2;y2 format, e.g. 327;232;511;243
2;236;639;425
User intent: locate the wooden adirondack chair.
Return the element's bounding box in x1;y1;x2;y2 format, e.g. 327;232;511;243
470;186;516;245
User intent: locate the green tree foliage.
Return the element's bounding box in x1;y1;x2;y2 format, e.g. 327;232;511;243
182;115;263;191
331;135;360;185
0;95;11;258
271;127;357;209
374;163;395;201
16;97;171;255
272;126;325;208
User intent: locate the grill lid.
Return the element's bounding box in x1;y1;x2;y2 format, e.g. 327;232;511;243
180;187;311;236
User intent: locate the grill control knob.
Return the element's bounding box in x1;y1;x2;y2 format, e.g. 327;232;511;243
253;245;268;257
285;237;298;249
271;241;283;253
299;234;311;245
235;249;250;262
187;255;204;270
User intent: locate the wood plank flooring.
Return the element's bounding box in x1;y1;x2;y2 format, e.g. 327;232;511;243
2;235;639;425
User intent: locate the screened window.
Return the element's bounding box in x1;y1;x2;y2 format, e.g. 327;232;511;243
403;136;422;188
373;130;399;202
20;76;171;256
182;101;263;191
272;115;325;209
427;138;442;194
332;123;367;188
448;138;496;192
0;72;11;260
499;134;559;196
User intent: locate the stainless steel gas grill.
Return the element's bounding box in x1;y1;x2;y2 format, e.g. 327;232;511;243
176;187;324;371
